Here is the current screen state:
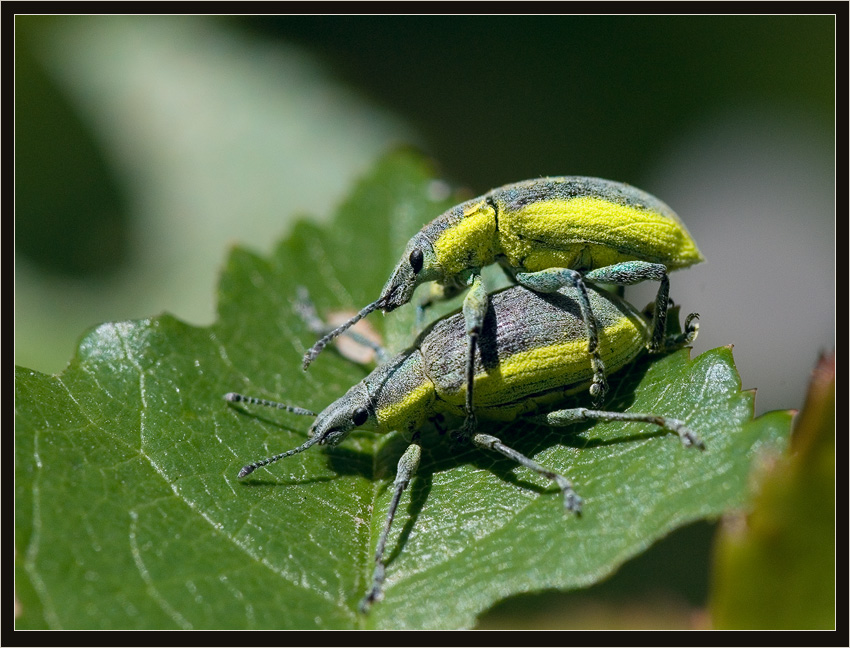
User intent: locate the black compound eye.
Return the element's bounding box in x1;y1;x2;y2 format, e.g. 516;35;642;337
409;248;424;274
352;407;369;427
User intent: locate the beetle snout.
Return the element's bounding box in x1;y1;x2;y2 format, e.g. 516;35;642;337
379;265;419;312
310;386;374;446
310;417;351;447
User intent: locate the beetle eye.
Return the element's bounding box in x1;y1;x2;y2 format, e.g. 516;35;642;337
409;249;424;274
352;407;369;426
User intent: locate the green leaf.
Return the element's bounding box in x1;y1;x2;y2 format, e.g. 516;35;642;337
710;353;835;629
15;150;792;629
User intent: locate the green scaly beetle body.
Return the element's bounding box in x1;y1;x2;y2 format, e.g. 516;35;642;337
367;283;650;433
231;282;701;612
401;176;701;295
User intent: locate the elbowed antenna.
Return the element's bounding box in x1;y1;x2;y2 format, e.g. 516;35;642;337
224;392;318;417
224;392;320;478
237;435;322;478
301;298;384;370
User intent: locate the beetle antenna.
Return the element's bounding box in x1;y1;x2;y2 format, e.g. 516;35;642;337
237;435;322;478
225;392;322;478
224;392;317;417
301;299;383;370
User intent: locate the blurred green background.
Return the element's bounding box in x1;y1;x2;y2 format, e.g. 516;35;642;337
15;15;834;628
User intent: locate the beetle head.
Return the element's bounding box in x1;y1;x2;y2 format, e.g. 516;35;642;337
379;234;442;312
309;383;375;447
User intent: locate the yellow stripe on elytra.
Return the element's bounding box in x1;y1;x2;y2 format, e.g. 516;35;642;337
432;200;497;276
501;196;702;271
443;310;646;409
375;380;435;432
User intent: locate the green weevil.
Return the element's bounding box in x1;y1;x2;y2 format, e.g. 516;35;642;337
301;176;703;437
228;282;702;612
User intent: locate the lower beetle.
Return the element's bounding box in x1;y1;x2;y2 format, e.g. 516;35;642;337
227;283;701;612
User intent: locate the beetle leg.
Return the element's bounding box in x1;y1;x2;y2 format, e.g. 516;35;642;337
583;261;674;353
515;268;607;401
359;436;422;613
534;406;705;450
471;432;583;513
664;312;700;349
458;272;488;437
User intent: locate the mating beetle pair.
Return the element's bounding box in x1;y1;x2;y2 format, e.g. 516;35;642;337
302;176;703;434
227;176;704;612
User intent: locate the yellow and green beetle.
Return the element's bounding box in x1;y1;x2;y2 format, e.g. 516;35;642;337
302;176;703;435
229;282;701;612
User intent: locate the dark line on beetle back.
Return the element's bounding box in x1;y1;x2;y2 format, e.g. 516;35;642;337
487;196;500;234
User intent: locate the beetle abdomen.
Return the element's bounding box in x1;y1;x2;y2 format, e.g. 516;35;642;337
420;285;649;414
493;177;703;272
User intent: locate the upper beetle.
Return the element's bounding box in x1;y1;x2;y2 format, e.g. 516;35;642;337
302;176;703;435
